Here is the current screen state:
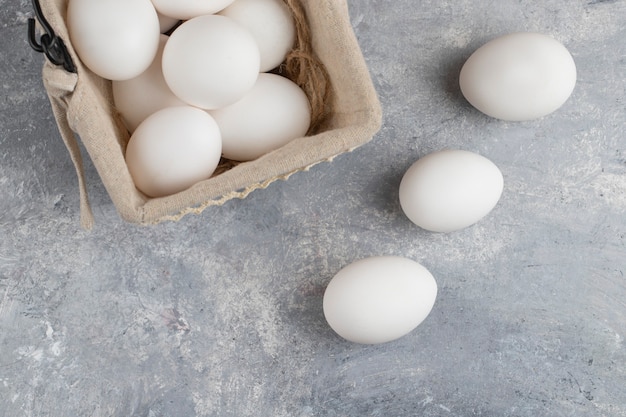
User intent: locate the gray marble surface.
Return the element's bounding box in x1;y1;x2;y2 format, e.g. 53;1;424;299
1;0;626;416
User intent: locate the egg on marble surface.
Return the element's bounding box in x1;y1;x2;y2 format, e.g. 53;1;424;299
125;106;222;198
459;32;576;121
209;73;310;161
162;15;260;110
399;149;504;233
219;0;296;72
150;0;236;20
112;35;186;133
67;0;160;81
323;256;438;345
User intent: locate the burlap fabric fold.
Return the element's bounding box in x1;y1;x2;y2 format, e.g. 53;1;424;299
39;0;382;228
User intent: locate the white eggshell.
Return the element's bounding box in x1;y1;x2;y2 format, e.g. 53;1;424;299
459;32;576;121
150;0;235;20
399;150;504;233
125;106;222;198
209;73;310;161
323;256;437;345
219;0;296;72
113;35;186;133
162;15;260;110
67;0;160;81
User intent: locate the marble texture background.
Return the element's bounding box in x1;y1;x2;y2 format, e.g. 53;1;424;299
1;0;625;416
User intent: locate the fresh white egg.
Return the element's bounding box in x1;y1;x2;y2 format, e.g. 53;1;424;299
125;106;222;198
219;0;296;72
67;0;160;81
150;0;236;20
209;73;310;161
162;15;260;110
459;32;576;121
323;256;438;345
112;35;186;133
399;149;504;233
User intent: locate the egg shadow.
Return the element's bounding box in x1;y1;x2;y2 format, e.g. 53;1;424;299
361;160;406;219
439;50;473;108
440;53;470;104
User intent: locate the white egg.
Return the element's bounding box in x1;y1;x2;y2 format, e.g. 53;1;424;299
399;149;504;233
219;0;296;72
150;0;235;20
209;73;310;161
125;106;222;198
162;15;260;110
459;32;576;121
113;35;186;133
323;256;437;345
67;0;160;81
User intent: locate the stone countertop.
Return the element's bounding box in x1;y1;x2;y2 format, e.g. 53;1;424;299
1;1;625;416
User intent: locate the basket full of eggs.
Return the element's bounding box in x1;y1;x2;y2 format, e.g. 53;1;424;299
34;0;382;228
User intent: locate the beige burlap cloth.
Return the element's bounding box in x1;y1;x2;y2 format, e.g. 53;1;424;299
39;0;382;229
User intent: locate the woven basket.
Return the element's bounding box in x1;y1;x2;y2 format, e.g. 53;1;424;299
38;0;382;228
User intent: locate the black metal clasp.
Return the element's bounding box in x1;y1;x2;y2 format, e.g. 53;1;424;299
28;0;76;73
